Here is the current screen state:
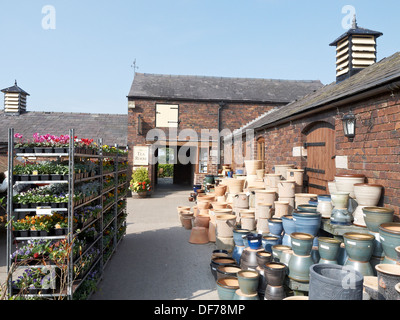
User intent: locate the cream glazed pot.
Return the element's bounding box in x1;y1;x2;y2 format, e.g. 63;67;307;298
334;174;365;198
353;183;383;227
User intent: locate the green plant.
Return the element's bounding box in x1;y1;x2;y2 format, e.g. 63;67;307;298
131;167;150;184
158;164;173;178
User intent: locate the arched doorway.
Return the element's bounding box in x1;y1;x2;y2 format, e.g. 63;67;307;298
303;121;335;194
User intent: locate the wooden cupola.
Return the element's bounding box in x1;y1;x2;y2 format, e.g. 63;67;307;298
1;80;30;115
330;16;383;83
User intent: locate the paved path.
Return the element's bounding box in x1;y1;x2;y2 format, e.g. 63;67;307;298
91;184;219;300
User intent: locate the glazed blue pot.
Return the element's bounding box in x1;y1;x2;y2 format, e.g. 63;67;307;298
268;218;283;236
246;234;262;250
343;232;375;262
290;232;314;256
318;237;341;263
282;215;296;235
379;223;400;263
298;204;318;213
232;245;245;264
233;229;251;246
292;212;322;244
262;235;280;253
216;277;240;300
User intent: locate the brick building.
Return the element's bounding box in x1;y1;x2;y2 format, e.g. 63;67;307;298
127;73;322;186
232;22;400;217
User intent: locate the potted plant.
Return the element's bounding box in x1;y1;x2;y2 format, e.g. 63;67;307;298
129;167;151;198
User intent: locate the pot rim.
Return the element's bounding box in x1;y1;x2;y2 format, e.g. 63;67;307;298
310;264;363;286
255;189;276;193
262;235;279;240
375;264;400;276
211;257;237;265
216;214;236;220
274;201;289;205
263;261;287;270
217;277;240;289
353;183;383;188
335;174;365;178
291;232;314;241
217;265;242;274
379;222;400;235
237;270;259;278
295;193;318;197
343;232;375;241
362;206;395;214
268;218;283;223
271;244;291;251
318;237;342;244
256;250;272;258
395;246;400;253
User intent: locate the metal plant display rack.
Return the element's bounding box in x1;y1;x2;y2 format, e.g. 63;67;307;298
5;128;128;299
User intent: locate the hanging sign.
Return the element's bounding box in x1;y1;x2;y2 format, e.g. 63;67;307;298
133;146;149;165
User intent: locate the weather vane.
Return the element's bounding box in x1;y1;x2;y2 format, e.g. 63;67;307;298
131;59;139;73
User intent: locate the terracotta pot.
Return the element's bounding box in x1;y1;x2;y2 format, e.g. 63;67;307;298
286;169;304;186
241;215;256;231
216;214;237;237
226;179;245;194
199;209;209;216
354;183;383;206
334;174;365;198
212;202;228;210
197;200;211;210
208;220;216;242
244;160;263;175
278;181;296;198
279;197;294;215
177;206;191;226
274;201;290;218
265;174;282;188
295;193;318;209
255;190;277;209
182;216;193;230
215;185;227;197
256;203;273;219
194;214;210;228
213;208;233;217
232;193;250;208
189;227;209;244
274;164;295;180
197;194;215;201
248;187;265;208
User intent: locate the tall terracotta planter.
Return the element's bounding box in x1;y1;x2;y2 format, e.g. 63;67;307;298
216;214;237;237
255;190;276;209
226;179;245;194
215;185;228;197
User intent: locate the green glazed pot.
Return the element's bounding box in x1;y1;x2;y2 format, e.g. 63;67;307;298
379;223;400;264
318;237;342;262
233;289;260;300
216;277;239;300
237;270;259;295
290;232;314;256
343;232;375;262
363;207;394;233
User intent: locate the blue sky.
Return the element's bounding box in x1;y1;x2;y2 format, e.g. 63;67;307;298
0;0;399;114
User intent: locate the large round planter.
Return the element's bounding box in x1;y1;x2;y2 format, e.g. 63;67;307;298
216;214;236;237
271;245;291;262
353;183;382;206
211;202;228;210
308;264;364;300
318;237;341;263
375;264;400;300
189;227;209;244
263;262;287;286
278;180;296;198
216;277;240;300
214;185;227;197
197;200;211;210
343;232;375;262
363;206;394;233
226;179;245;194
274;164;295;180
255;190;276;209
233;228;251;246
264;284;286;300
290;232;314;256
288;254;314;283
262;235;280;253
241;215;256;231
334;174;365;198
237;270;259;294
194;214;210;228
240;247;264;270
379;223;400;264
244;160;263;175
268;218;283;236
216;265;241;280
232;193;249;209
292;212;321;239
282;215;296;234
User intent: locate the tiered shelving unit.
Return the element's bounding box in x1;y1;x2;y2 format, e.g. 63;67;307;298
6;128;128;299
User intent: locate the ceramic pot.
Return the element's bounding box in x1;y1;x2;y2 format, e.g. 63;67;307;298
211;257;238;279
194;214;210;228
292;212;321;241
255;203;273;220
330;207;352;226
262;235;280;253
237;270;259;294
216;214;236;237
334;174;365;198
263;262;287;286
197;200;211;210
280;249;293;268
375;264;400;300
396;246;400;265
213;208;233;218
232;245;245;264
241;215;256;231
215;185;227;197
379;223;400;264
278;197;294;215
216;236;235;253
271;245;291;262
290;232;314;256
256;250;273;268
211;249;229;260
282;215;296;246
212;202;228;210
216;265;241;280
255;190;276;209
297;204;317;213
189;227;209;244
226;179;245;194
268;218;283;236
232;193;249;209
233;289;260;300
208;220;216;242
331;192;350;209
286;169;304;186
246;234;262;250
256;169;265;180
274;164;295;180
316;195;332;218
256;218;270;234
343;232;375;276
197;194;215;201
240;247;264;270
177;206;191;226
248;187;264;209
233;228;251;246
274;201;289;218
363;206;394;233
264;285;286;300
216;277;240;300
295;193;318;209
244;160;263;175
309;264;364;300
265;174;282;188
182;216;193;230
354;183;382;205
288;254;314;283
318;237;342;264
278;181;296;198
283;296;309;300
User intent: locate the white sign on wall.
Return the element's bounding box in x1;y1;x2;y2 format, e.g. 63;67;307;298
133;146;149;165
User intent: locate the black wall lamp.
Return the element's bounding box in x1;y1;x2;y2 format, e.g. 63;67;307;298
342;110;356;141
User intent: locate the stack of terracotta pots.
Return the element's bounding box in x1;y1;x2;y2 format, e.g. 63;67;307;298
215;213;237;253
254;190;276;232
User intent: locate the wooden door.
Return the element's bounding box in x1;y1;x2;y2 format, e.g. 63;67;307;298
304;122;335;194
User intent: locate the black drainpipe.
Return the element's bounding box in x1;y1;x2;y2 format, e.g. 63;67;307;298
218;101;226;169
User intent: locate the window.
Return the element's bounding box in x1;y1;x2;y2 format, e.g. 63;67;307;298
257;137;265;162
156;104;179;128
199;147;209;173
